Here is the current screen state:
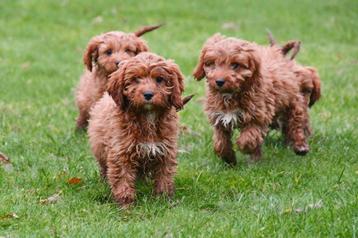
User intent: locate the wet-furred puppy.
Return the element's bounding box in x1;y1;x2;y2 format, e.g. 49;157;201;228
88;52;187;207
193;33;315;165
267;32;321;133
75;25;161;129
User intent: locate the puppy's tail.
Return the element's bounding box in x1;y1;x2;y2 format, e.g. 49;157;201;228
282;40;301;60
176;94;194;112
134;24;163;37
266;29;301;60
307;67;321;107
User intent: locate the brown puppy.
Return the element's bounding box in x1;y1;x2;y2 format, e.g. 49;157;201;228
88;52;185;207
193;34;312;165
267;31;302;60
267;33;321;134
267;32;321;107
75;25;161;129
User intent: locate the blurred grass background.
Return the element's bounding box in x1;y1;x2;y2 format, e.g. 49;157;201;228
0;0;357;237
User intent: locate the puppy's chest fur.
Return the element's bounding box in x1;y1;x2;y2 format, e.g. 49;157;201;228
208;109;244;130
207;94;245;130
134;142;169;158
122;112;174;160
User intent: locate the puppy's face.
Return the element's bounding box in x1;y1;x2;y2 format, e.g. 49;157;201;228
193;35;260;94
83;32;149;74
108;53;184;112
295;67;321;107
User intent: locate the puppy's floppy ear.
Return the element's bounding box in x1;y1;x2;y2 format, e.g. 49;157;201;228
192;47;207;81
107;62;128;110
166;61;185;110
193;33;224;80
83;36;102;72
246;48;261;79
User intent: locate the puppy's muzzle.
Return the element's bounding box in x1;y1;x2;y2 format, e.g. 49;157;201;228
143;91;154;101
216;79;225;87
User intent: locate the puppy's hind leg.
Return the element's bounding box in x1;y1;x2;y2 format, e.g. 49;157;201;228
213;126;237;166
287;98;310;156
76;110;89;130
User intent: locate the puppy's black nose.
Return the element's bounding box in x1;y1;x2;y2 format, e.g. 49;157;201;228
143;91;154;101
216;79;225;87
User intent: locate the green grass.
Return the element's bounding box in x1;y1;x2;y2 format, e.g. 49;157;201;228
1;0;358;237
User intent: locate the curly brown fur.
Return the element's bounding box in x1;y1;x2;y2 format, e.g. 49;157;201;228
267;32;321;133
88;52;186;207
267;30;301;60
75;25;161;130
193;33;313;164
267;31;321;106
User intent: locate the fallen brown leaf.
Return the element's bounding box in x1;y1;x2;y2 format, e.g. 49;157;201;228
67;177;82;185
0;152;13;172
40;191;62;205
0;212;19;220
0;152;10;164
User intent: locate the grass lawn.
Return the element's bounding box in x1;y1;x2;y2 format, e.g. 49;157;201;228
1;0;358;237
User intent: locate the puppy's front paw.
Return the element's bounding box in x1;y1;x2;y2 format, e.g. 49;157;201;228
221;154;237;167
213;144;237;166
113;188;135;208
293;143;310;156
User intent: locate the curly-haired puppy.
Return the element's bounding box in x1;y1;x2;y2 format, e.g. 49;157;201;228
88;52;186;207
266;33;321;134
267;32;321;107
75;25;161;129
193;34;314;165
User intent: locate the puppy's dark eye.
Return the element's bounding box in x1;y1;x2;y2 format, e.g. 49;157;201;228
105;49;112;56
156;77;164;84
133;77;140;83
125;49;135;55
230;63;240;70
205;61;214;67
